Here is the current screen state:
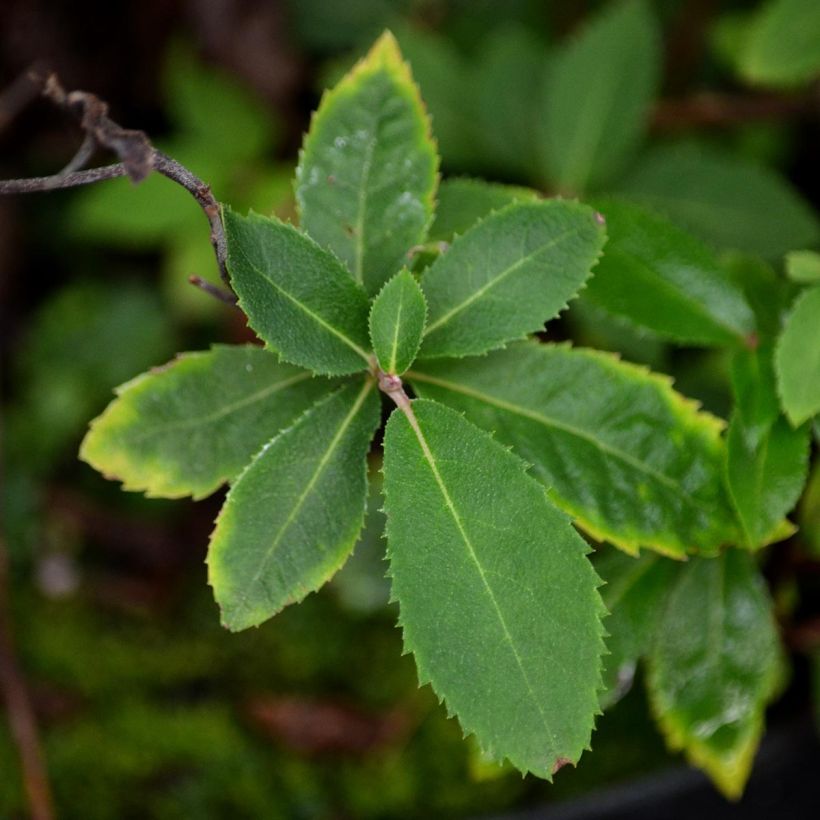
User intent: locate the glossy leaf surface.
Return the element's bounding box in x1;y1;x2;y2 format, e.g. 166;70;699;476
428;178;538;243
369;269;427;375
409;342;735;557
775;286;820;426
81;345;336;500
419;201;606;359
540;0;660;193
585;199;755;346
726;413;809;548
383;399;604;776
596;550;677;709
618;143;820;258
208;380;380;631
225;209;371;375
295;32;437;294
740;0;820;87
647;551;782;798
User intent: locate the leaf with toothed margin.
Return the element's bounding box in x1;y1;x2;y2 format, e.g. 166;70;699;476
295;31;438;295
369;269;427;376
409;342;737;558
775;285;820;426
583;198;756;347
646;550;784;799
418;200;606;360
595;549;677;710
80;345;339;500
224;208;372;376
208;380;380;631
383;398;605;777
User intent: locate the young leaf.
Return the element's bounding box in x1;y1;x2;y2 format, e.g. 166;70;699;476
775;286;820;426
740;0;820;87
617;143;820;258
646;551;784;799
208;380;380;631
295;31;438;295
419;201;606;359
81;345;337;500
595;550;677;709
539;0;660;193
369;269;427;375
785;250;820;284
409;342;736;558
726;413;809;548
428;177;538;243
383;399;604;777
584;198;755;346
224;209;371;375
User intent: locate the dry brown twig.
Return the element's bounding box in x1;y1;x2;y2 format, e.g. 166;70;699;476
0;68;237;305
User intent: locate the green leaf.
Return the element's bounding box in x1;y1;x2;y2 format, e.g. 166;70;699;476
295;31;438;294
428;177;538;243
617;143;820;258
473;24;546;179
80;345;337;500
740;0;820;87
224;209;372;376
595;550;677;709
383;399;604;776
785;250;820;284
584;198;755;346
646;551;783;798
775;286;820;425
409;342;736;558
369;269;427;375
798;459;820;557
726;412;809;548
208;379;380;631
419;201;606;359
539;0;660;193
729;342;781;445
722;252;792;338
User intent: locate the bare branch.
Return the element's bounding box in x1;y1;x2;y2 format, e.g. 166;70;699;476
0;71;232;291
652;88;820;131
188;274;239;306
0;163;128;194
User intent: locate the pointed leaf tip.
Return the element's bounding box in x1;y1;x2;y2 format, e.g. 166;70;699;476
383;398;605;777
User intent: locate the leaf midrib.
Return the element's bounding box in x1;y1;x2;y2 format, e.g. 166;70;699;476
124;372;313;443
353;132;378;284
234;238;371;364
407;369;706;514
403;404;559;750
422;227;577;337
229;380;375;621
